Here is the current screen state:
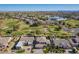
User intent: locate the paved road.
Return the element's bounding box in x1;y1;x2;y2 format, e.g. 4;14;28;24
33;49;44;54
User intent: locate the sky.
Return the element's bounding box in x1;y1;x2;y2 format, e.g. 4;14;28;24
0;4;79;11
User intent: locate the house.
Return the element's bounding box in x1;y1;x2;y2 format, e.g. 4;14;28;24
53;38;71;49
0;36;12;50
36;37;50;44
15;41;24;49
15;36;34;49
45;20;54;25
24;19;36;25
73;16;79;20
62;27;71;32
71;28;79;35
69;37;79;47
35;37;50;49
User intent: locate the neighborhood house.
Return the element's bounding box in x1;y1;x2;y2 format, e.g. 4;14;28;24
16;36;34;49
0;36;12;51
35;37;50;49
53;38;71;49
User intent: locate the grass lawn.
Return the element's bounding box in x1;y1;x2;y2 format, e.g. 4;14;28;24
0;18;73;37
61;19;79;28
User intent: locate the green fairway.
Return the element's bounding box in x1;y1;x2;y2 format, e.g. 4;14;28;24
0;18;77;38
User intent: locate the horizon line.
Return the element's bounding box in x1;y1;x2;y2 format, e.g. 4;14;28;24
0;10;79;12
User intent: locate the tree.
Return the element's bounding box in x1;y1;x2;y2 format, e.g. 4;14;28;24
30;22;39;27
76;33;79;36
72;48;77;53
54;26;62;31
